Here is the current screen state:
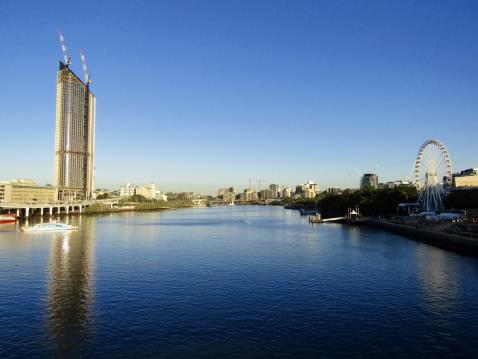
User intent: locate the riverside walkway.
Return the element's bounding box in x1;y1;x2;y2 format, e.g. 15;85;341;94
0;199;119;218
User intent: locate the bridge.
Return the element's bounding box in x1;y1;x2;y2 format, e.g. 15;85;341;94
0;199;120;218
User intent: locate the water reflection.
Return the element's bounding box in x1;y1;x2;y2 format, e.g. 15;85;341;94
46;216;95;356
417;247;460;314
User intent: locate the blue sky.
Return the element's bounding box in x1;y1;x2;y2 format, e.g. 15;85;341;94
1;0;477;194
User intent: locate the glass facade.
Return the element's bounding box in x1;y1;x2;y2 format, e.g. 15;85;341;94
360;173;379;190
54;63;96;200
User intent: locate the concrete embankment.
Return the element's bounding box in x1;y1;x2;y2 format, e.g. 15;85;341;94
365;219;478;255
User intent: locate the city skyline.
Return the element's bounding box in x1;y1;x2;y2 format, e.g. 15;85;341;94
2;1;478;194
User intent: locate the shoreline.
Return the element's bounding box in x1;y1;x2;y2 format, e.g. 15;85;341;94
82;206;179;215
354;218;478;256
10;205;193;220
287;205;478;255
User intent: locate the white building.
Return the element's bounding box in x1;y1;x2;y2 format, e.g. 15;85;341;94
119;183;135;197
303;188;316;199
155;191;168;201
119;183;160;200
269;184;281;199
136;183;156;199
282;188;292;198
379;180;411;189
295;180;320;199
304;180;319;193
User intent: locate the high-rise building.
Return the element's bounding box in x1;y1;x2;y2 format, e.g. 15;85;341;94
259;189;271;200
360;173;378;190
54;62;96;200
244;188;258;202
282;188;292;198
269;184;281;199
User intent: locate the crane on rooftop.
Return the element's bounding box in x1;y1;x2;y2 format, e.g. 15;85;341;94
58;30;71;67
80;48;91;85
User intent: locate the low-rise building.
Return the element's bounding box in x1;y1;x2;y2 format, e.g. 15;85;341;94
155;191;168;201
217;187;236;202
378;180;411;189
453;168;478;189
326;187;342;195
179;192;195;200
119;183;136;197
295;180;320;199
119;183;160;200
136;183;156;199
0;179;57;204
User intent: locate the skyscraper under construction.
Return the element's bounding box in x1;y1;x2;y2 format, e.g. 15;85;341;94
54;55;96;200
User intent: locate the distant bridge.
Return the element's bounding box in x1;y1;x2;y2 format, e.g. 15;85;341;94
0;199;120;218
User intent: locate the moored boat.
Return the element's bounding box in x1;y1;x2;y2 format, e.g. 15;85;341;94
0;213;17;224
22;222;78;232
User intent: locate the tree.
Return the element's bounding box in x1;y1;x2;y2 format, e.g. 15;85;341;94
129;194;148;202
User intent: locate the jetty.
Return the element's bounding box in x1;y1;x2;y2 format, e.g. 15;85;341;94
309;207;361;224
309;213;346;223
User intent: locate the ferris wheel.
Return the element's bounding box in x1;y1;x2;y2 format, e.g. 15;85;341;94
414;139;452;212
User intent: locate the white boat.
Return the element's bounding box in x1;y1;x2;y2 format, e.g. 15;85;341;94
22;222;78;232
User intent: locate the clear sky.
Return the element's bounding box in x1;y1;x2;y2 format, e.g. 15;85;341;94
1;0;478;194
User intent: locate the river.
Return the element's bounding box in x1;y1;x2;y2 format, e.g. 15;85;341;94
0;206;477;357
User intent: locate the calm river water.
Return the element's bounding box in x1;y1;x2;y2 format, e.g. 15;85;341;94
0;206;478;357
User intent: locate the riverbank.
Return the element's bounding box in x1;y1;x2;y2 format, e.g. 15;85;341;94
285;203;478;255
359;218;478;255
83;199;193;215
83;206;175;215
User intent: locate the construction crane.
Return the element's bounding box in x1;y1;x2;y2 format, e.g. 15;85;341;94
58;30;71;67
80;49;92;199
80;48;91;85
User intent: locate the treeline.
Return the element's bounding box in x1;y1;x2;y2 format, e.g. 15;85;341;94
445;189;478;210
285;187;418;217
84;195;193;213
120;194;193;209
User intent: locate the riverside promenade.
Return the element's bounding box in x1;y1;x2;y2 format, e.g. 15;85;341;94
366;218;478;255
